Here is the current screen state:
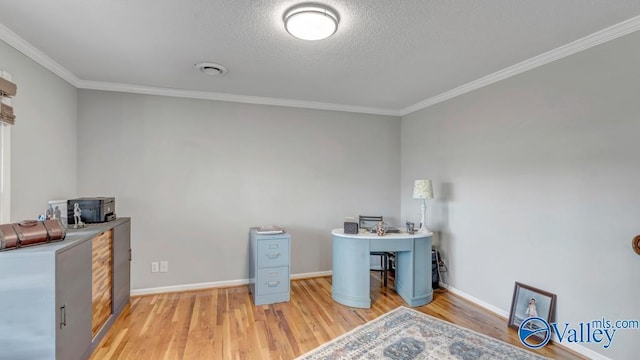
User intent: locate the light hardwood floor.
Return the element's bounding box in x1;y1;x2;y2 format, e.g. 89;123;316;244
90;275;585;359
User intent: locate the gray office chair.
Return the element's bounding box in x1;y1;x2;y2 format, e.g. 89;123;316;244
359;215;392;287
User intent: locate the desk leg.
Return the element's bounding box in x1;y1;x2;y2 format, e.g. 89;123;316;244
331;236;371;308
395;237;433;307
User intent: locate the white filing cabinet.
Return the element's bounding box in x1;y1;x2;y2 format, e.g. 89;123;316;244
249;229;291;305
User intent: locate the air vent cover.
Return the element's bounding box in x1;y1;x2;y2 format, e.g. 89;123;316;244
195;62;228;76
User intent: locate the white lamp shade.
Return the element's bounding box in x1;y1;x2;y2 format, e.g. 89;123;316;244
413;180;433;200
284;6;339;41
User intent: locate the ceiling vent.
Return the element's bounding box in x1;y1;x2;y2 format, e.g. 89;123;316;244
195;62;228;76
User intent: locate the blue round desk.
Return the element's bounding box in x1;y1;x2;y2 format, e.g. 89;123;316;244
331;228;433;308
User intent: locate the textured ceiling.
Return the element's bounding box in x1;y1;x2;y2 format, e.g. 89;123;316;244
1;0;640;114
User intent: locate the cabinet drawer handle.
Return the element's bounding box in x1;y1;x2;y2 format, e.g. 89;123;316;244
60;305;66;328
267;281;280;287
269;244;279;249
266;253;280;259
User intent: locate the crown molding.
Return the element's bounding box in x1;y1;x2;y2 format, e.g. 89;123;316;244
77;79;402;116
0;23;81;87
3;14;640;118
0;22;398;116
399;14;640;116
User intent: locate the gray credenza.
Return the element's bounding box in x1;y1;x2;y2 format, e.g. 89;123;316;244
249;229;290;306
0;217;131;360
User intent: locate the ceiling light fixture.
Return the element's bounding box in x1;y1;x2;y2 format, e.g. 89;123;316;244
284;4;339;41
195;62;228;76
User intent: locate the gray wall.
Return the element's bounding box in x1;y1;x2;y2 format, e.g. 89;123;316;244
401;31;640;358
77;90;401;290
0;40;77;220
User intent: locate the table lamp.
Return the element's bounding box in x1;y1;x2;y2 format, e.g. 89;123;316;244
413;179;433;233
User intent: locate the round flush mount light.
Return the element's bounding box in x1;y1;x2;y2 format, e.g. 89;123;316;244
284;4;339;41
195;62;228;76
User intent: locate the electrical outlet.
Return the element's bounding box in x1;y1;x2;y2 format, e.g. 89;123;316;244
151;262;159;273
160;260;169;273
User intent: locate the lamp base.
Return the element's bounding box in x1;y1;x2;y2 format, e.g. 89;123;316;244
418;198;428;233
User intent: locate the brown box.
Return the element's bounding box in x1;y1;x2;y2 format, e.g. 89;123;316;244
13;220;49;247
1;103;13;117
0;224;19;251
0;77;17;97
0;113;15;125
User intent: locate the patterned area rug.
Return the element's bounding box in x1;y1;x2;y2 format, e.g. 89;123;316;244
296;306;548;360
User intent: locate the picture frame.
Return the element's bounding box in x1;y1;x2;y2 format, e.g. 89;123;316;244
508;282;557;332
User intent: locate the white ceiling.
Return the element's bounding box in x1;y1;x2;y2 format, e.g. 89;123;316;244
1;1;640;115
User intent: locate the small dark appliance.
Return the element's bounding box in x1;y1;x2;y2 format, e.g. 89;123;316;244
67;197;116;224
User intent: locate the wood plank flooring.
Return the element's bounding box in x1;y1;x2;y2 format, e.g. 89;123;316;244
90;275;585;359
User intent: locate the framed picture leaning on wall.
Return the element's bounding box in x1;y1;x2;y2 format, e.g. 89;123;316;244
508;282;557;335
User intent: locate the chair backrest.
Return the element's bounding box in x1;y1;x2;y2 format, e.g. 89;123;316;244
359;215;383;231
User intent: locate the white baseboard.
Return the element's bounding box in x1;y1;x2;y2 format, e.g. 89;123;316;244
131;270;332;297
440;283;509;318
440;283;613;360
131;278;249;296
